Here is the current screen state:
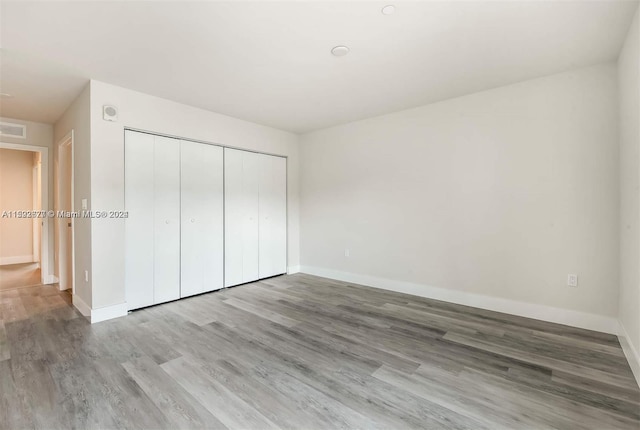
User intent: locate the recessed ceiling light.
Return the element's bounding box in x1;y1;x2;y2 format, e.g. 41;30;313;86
0;93;13;98
331;46;350;57
381;5;396;15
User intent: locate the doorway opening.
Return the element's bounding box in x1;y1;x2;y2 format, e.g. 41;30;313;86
0;143;50;290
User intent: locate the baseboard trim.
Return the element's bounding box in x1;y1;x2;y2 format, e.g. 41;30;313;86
72;294;128;323
45;275;59;285
91;302;128;324
72;294;91;319
287;265;301;275
618;321;640;387
0;255;35;265
299;266;619;334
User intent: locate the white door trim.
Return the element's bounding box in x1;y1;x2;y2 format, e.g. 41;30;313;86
56;131;75;293
0;141;50;284
32;156;41;264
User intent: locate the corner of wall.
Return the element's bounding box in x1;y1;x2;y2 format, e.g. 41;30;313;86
617;4;640;384
53;80;94;310
618;320;640;387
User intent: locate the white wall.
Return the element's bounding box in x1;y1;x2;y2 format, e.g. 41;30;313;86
89;80;300;310
0;117;54;273
618;8;640;377
54;84;92;306
0;148;34;261
300;63;620;331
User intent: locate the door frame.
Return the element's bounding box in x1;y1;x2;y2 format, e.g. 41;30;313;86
0;141;50;284
32;153;42;263
55;131;75;293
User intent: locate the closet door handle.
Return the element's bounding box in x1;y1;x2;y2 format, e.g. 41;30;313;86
190;218;195;223
165;220;170;224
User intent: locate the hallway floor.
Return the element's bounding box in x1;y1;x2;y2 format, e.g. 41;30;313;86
0;262;41;291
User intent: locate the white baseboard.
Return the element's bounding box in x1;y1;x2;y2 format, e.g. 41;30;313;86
0;255;35;265
299;266;619;334
72;294;128;324
90;302;128;324
618;321;640;387
72;294;91;319
44;275;59;285
287;265;301;274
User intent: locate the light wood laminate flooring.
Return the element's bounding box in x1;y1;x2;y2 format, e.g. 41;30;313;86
1;274;638;429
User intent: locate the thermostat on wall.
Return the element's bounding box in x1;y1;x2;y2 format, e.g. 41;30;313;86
103;105;118;122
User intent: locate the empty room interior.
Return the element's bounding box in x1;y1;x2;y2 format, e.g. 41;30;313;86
0;0;639;429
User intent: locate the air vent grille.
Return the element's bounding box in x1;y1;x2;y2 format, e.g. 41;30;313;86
0;122;26;139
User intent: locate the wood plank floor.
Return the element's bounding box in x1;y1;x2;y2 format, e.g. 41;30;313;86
1;273;638;429
0;263;41;291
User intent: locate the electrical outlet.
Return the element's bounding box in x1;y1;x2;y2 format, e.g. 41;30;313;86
567;274;578;287
344;249;350;257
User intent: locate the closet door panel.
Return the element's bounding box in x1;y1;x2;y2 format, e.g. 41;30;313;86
273;156;287;275
259;155;287;278
241;151;260;283
153;136;181;304
124;131;155;310
224;148;244;287
181;141;224;297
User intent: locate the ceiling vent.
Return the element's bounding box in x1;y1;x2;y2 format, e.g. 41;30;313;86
0;121;26;139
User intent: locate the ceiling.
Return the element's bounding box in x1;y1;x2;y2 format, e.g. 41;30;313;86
1;1;638;133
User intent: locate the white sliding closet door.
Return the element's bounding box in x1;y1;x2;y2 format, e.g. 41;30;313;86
259;154;287;278
152;136;181;304
125;132;180;309
125;131;155;310
224;148;260;287
242;151;261;282
224;149;244;287
181;141;223;297
127;132;287;305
